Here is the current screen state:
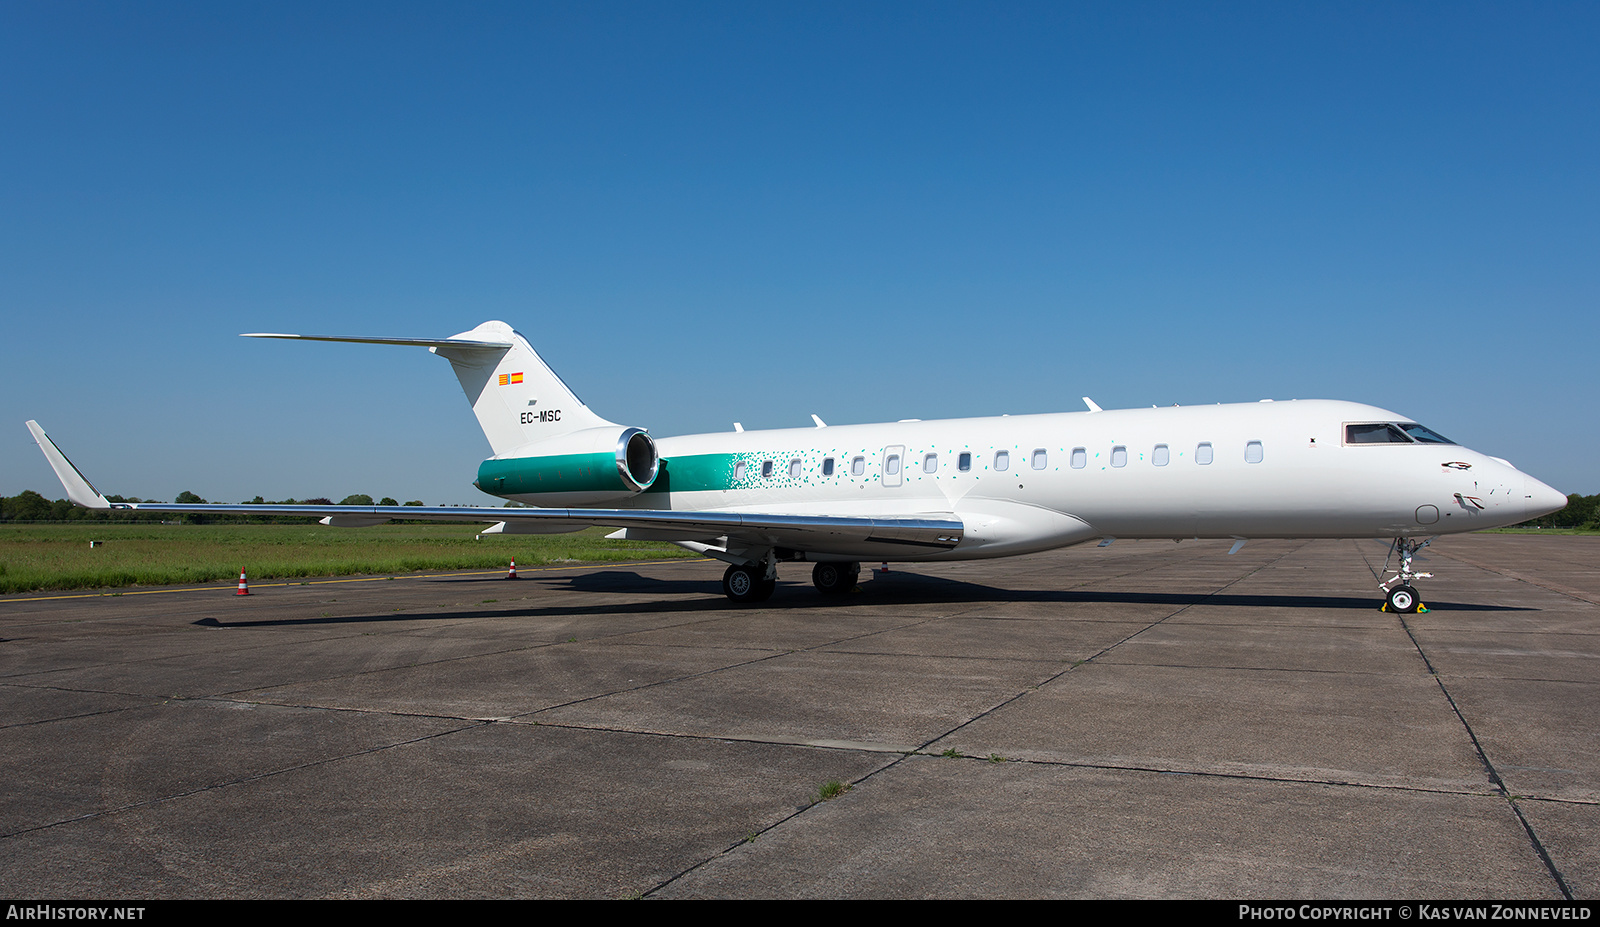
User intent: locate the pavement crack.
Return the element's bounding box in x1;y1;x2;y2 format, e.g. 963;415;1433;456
1399;613;1575;900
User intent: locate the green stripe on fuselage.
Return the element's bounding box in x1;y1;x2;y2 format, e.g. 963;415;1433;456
481;451;772;497
641;453;741;494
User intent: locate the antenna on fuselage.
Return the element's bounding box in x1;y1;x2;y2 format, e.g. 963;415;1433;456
1082;397;1102;413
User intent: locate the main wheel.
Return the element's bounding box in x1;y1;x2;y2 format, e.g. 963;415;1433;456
812;561;859;595
723;564;759;603
1386;584;1420;613
723;564;775;604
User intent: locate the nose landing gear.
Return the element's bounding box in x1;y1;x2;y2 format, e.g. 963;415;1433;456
1380;537;1433;613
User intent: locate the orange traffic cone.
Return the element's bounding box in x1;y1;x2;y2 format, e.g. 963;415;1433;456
235;568;250;596
505;560;518;580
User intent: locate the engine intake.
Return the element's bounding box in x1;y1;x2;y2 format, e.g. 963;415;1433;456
616;427;660;492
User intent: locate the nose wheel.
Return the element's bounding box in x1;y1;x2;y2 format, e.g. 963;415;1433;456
1380;537;1432;613
1385;584;1420;613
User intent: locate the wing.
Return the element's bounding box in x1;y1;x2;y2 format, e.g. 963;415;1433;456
24;422;963;559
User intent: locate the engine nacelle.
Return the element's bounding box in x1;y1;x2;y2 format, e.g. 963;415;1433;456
476;426;660;506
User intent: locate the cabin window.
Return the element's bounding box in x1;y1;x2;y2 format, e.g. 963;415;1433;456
733;461;746;481
789;458;802;479
851;456;866;477
1031;449;1048;470
922;453;938;474
761;460;774;478
1111;446;1127;468
885;454;901;476
1196;442;1213;465
1153;444;1169;466
1071;447;1086;469
1245;441;1264;464
958;452;972;472
995;451;1010;471
822;457;835;476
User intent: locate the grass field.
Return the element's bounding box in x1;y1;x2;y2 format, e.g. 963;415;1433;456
0;523;700;594
1483;527;1600;535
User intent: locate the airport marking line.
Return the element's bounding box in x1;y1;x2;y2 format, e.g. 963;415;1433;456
0;557;713;603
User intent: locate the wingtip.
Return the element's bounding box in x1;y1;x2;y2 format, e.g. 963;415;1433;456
24;420;111;510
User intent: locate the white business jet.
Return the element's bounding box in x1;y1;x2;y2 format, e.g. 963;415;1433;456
27;321;1567;611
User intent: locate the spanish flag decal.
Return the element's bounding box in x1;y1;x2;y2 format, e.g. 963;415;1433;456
498;372;525;386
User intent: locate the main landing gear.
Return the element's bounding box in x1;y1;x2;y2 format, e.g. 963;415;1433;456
811;561;861;596
722;562;776;604
720;559;863;603
1380;537;1433;613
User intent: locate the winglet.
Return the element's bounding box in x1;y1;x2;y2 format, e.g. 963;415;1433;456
1082;397;1102;413
24;421;111;509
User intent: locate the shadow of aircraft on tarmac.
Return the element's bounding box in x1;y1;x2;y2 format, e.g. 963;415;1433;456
193;567;1529;629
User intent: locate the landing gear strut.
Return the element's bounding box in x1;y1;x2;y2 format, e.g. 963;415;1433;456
811;561;860;595
1380;537;1433;613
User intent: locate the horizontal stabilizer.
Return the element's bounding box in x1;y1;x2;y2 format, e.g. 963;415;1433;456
241;332;511;353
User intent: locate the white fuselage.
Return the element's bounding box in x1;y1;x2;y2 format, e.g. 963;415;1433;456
502;399;1563;561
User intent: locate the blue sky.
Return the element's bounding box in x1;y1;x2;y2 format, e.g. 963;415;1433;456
3;1;1596;504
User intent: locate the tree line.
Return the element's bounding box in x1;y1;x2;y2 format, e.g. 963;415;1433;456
1515;493;1599;529
1;490;427;524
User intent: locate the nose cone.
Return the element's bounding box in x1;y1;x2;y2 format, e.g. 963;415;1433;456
1524;476;1569;521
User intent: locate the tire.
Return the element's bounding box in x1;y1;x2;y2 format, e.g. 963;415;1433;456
723;564;763;603
1387;584;1419;613
812;561;858;595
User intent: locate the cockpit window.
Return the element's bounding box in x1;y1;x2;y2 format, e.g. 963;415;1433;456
1345;423;1412;444
1398;423;1455;445
1344;422;1458;446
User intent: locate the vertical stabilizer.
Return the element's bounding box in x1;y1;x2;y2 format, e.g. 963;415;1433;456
431;322;613;455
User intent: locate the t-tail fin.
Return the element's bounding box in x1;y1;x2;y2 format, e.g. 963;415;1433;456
242;321;613;456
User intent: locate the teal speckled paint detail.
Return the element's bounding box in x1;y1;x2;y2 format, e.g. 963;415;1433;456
486;449;858;498
645;450;831;493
